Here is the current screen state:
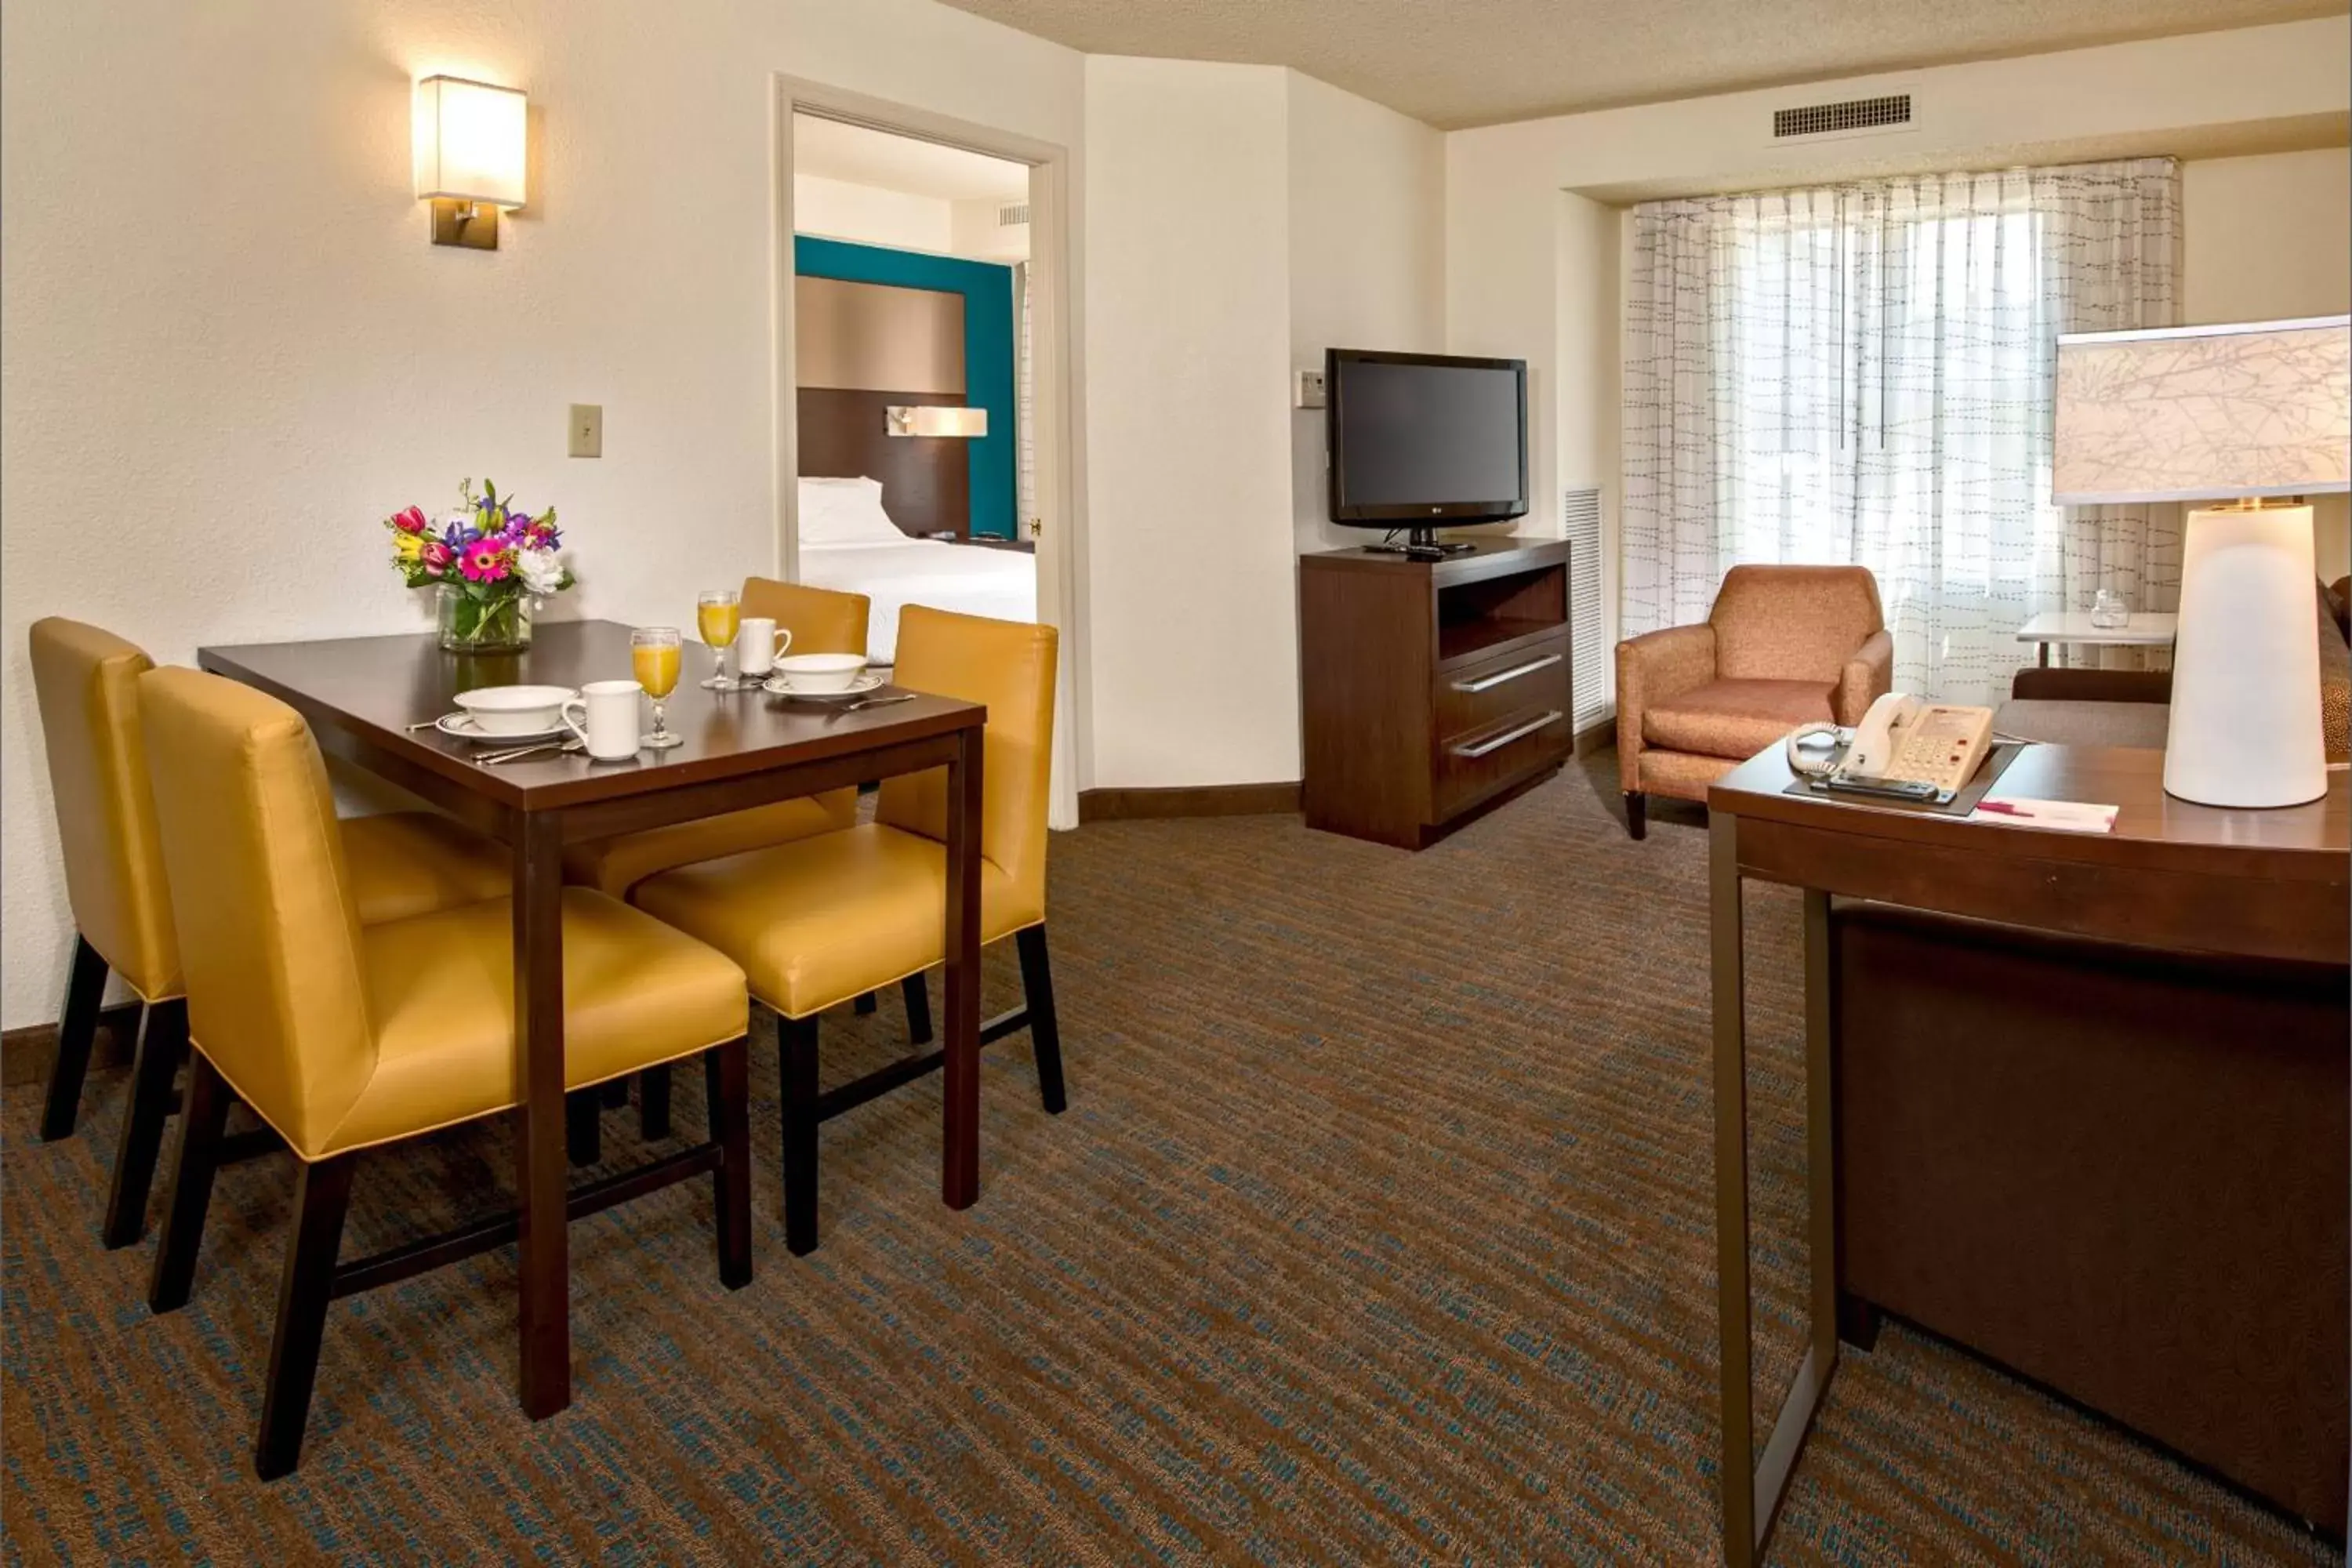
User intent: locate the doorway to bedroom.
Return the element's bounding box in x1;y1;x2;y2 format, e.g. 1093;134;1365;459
786;113;1037;674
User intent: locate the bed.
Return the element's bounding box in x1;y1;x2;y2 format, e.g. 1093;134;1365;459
796;477;1036;664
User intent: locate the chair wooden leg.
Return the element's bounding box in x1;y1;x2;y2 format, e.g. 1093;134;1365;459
1624;791;1648;840
253;1154;355;1481
708;1040;753;1289
39;935;109;1142
853;990;878;1015
149;1051;233;1314
639;1065;673;1141
565;1089;601;1167
779;1014;820;1256
902;973;934;1046
102;999;187;1249
1015;926;1068;1115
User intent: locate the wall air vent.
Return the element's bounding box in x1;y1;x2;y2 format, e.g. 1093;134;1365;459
1562;487;1606;732
1773;93;1911;140
996;201;1031;227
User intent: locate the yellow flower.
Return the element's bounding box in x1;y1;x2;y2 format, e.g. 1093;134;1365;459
394;531;425;561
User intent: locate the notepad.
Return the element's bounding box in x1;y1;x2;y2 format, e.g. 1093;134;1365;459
1968;797;2118;833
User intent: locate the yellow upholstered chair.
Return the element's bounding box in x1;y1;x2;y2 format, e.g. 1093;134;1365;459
27;617;511;1250
634;605;1066;1254
563;578;871;901
136;667;753;1479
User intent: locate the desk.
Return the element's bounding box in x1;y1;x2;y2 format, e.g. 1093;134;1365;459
200;619;988;1421
2013;610;2176;666
1704;743;2349;1564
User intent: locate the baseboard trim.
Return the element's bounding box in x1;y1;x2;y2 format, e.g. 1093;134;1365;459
1078;782;1302;823
2;1003;143;1089
1574;717;1615;758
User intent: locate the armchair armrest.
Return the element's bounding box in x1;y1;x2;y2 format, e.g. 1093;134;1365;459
1615;623;1718;792
2009;667;2173;704
1836;630;1895;725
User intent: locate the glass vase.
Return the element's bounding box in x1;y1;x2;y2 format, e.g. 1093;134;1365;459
437;584;534;655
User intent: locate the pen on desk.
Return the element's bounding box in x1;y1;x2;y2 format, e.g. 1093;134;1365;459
1974;800;2026;817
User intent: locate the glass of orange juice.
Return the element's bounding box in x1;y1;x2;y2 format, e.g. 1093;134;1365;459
631;626;684;749
696;589;742;690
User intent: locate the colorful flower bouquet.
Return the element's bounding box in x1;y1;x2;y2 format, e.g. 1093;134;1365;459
385;478;575;654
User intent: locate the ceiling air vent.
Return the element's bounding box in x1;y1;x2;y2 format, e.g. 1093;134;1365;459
1773;93;1911;140
996;201;1030;227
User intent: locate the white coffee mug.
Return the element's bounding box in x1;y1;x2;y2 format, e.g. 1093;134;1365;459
735;616;793;677
563;680;642;761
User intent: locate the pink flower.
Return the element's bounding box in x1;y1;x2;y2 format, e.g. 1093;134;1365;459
419;539;454;577
390;505;429;535
459;539;509;582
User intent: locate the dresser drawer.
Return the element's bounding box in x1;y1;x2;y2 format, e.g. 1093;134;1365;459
1436;635;1570;741
1434;703;1571;816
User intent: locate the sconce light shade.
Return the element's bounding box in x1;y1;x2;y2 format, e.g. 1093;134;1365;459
414;76;527;206
886;405;989;438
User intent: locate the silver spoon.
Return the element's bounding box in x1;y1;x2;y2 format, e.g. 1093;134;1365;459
481;739;583;766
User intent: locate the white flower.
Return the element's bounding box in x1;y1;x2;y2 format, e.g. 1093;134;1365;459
515;546;567;596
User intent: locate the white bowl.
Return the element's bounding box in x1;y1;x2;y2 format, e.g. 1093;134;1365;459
453;684;575;736
774;653;868;694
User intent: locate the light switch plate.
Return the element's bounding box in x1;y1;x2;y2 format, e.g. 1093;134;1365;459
1295;369;1326;409
568;403;602;459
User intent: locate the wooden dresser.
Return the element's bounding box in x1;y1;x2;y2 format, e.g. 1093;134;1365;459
1299;539;1572;848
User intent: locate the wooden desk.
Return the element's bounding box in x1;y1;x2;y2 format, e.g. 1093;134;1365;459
200;619;989;1421
1704;744;2350;1564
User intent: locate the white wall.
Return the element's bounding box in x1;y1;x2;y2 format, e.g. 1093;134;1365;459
0;0;1084;1029
1082;56;1297;789
2183;147;2352;578
793;172;955;252
1446;16;2352;675
1286;71;1446;557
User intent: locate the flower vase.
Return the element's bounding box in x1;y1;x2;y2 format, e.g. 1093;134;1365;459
437;585;534;655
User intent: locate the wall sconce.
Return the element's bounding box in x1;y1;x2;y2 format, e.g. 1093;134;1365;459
413;75;527;250
886;405;989;437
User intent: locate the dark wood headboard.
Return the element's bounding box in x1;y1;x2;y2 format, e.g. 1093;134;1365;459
797;388;970;538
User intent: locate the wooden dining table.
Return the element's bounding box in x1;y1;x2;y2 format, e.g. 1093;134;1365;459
198;617;989;1420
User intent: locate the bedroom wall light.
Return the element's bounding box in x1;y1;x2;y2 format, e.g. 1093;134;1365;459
885;405;989;438
413;75;527;250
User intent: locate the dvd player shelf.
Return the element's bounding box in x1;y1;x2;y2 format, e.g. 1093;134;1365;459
1300;538;1573;849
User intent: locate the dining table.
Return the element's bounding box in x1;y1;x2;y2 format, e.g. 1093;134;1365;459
198;616;989;1420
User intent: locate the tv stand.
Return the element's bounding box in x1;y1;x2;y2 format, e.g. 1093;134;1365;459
1299;538;1572;849
1363;525;1479;559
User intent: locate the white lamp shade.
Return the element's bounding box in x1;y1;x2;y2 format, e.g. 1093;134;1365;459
2053;315;2350;505
413;76;527;208
911;405;987;438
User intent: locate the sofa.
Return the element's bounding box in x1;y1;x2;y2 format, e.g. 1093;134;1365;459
1995;579;2352;763
1613;565;1893;838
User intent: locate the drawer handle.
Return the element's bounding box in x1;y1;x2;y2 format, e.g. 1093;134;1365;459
1452;710;1563;759
1450;652;1563;694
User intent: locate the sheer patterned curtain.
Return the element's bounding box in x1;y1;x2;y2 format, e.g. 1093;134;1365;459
1622;158;2180;704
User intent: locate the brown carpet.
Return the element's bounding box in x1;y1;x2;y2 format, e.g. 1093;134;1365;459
2;757;2335;1565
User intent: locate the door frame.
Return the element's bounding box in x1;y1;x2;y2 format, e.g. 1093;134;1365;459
771;75;1085;830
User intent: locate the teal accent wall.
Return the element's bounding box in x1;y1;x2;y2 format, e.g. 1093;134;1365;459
794;236;1017;539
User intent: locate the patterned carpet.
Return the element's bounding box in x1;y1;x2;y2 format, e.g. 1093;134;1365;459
2;757;2336;1565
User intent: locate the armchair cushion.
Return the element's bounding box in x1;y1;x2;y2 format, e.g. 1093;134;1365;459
1644;679;1835;760
1713;565;1886;684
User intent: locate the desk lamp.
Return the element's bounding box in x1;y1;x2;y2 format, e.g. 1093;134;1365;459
2053;314;2351;808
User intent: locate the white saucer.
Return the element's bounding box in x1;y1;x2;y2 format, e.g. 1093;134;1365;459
762;673;887;702
436;712;569;745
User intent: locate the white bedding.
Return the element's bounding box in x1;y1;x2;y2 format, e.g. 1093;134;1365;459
799;537;1036;663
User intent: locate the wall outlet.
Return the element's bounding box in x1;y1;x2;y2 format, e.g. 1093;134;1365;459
568;403;602;459
1295;368;1326;409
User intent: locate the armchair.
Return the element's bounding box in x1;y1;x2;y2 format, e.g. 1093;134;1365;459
1614;565;1892;838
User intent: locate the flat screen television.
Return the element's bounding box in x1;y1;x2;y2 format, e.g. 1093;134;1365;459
1327;349;1527;554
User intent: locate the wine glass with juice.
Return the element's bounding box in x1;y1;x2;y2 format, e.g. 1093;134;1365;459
632;626;684;749
697;589;742;689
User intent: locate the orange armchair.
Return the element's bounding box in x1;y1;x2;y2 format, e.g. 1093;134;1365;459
1614;565;1892;838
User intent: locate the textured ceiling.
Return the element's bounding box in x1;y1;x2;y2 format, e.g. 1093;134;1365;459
930;0;2346;129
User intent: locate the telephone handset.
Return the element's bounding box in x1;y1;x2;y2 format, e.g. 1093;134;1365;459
1785;692;1995;803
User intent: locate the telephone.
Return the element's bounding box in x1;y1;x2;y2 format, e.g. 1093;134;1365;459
1785;693;1995;804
